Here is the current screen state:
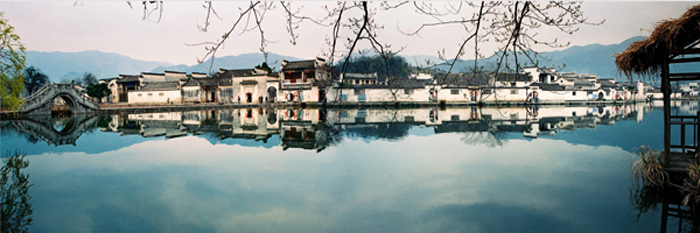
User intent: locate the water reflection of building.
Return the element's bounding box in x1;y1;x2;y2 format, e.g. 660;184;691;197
280;108;330;152
99;103;648;151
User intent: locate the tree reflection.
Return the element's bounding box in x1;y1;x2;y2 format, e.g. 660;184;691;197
458;119;505;147
460;131;504;148
1;150;33;233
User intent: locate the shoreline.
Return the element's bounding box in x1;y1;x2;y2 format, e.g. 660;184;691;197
0;98;673;119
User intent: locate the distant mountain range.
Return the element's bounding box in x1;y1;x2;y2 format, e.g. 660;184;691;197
25;36;648;83
404;36;646;80
25;50;172;82
149;53;300;75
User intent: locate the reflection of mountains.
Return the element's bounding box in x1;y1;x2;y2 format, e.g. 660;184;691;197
100;103;650;151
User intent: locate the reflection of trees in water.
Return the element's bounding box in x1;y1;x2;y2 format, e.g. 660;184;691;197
322;123;344;146
343;123;413;141
460;131;504;148
451;119;505;147
1;150;33;233
340;108;413;141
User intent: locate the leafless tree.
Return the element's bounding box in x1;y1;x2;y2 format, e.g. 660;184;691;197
405;1;603;102
126;1;602;100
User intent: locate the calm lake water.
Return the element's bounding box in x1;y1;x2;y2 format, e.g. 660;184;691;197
1;100;698;233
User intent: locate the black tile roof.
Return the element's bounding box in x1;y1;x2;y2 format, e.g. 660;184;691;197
530;83;565;91
344;73;377;79
390;78;430;88
135;81;180;91
434;73;490;86
117;75;140;83
495;73;530;82
282;60;316;71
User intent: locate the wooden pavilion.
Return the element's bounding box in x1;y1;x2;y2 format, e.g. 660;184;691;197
616;5;700;172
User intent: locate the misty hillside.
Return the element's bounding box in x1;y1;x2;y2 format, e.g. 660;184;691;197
150;53;300;74
24;36;650;82
409;36;647;80
25;50;173;82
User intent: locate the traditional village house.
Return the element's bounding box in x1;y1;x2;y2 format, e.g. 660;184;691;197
431;72;532;103
163;71;187;82
179;72;210;103
181;70;233;104
432;73;490;103
227;67;279;104
111;74;140;103
483;73;532;102
279;58;331;104
523;66;559;84
128;72;182;104
387;78;431;102
330;73;431;103
528;83;567;103
209;69;235;103
337;73;379;103
556;72;602;101
409;72;433;80
339;72;379;86
679;82;700;96
617;81;647;100
181;78;202;103
195;76;220;103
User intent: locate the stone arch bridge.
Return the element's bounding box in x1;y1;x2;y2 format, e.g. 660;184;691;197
21;83;100;115
9;114;99;146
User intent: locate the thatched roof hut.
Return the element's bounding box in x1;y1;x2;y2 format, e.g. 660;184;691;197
615;4;700;78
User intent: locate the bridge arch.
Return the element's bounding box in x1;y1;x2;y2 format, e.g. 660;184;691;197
21;84;100;115
9;115;98;146
50;93;78;115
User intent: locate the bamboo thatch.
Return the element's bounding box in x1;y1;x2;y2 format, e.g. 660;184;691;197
615;4;700;78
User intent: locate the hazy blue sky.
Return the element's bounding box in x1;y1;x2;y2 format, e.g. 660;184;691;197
1;1;697;65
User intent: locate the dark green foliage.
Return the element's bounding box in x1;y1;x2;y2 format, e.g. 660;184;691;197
1;150;33;233
334;55;411;80
86;83;111;102
81;72;97;86
255;62;274;73
23;66;48;95
96;115;113;129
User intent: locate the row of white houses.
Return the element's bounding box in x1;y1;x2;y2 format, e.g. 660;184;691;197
100;58;651;105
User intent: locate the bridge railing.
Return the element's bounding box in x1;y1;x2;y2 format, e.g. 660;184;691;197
23;83;54;109
22;83;100;111
24;83;52;102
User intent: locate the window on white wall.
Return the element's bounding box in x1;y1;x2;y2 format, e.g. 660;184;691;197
159;93;164;96
137;93;142;97
451;89;459;95
148;93;153;97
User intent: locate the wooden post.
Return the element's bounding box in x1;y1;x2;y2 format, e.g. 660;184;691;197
660;192;669;233
662;55;671;164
